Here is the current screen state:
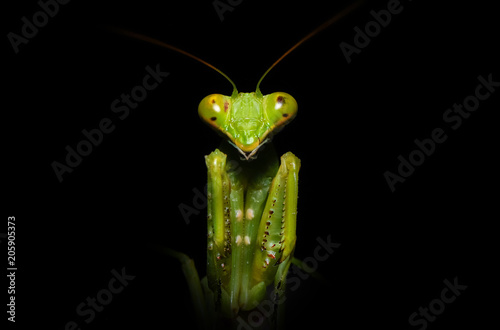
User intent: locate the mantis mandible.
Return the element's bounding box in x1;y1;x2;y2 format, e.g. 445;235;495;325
112;2;362;328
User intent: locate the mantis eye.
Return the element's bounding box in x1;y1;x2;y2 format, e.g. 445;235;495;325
198;94;230;131
263;92;298;129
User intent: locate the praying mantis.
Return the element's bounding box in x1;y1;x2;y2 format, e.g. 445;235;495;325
112;2;362;329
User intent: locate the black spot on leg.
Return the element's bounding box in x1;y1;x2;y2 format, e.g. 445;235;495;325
282;113;289;118
211;117;217;121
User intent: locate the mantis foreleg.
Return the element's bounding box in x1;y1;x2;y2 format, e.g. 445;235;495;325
204;145;300;325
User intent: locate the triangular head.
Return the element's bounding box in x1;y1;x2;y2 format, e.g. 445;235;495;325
198;91;297;160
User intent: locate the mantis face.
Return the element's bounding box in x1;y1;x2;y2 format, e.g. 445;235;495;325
198;92;298;159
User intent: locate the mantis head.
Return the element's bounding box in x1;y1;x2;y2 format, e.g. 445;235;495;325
196;38;301;160
198;91;298;160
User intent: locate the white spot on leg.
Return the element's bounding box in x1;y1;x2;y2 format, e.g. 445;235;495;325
244;236;251;245
236;209;243;222
235;235;242;246
246;208;254;220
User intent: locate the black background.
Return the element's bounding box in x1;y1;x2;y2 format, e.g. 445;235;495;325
4;0;498;329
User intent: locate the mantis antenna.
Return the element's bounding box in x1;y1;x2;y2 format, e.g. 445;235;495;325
255;0;365;96
107;27;239;97
108;0;364;97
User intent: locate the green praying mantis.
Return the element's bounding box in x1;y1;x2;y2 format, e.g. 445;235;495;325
113;2;362;329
